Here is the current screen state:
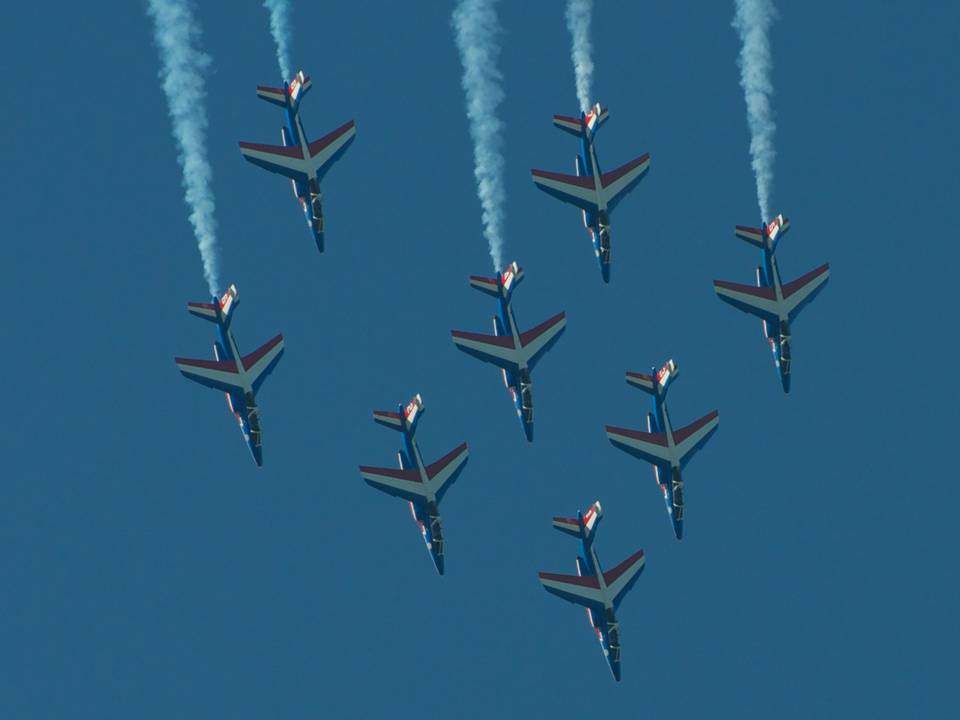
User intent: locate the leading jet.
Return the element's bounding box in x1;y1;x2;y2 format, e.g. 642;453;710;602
538;501;646;682
359;394;469;575
238;70;357;253
713;213;830;393
531;103;650;282
174;285;285;467
450;262;566;442
605;360;718;540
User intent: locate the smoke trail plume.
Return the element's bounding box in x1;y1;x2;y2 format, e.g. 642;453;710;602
147;0;220;295
452;0;507;272
733;0;778;223
263;0;292;81
565;0;594;114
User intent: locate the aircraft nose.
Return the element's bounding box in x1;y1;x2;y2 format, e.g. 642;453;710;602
674;521;684;541
434;554;445;576
524;424;534;443
252;446;264;467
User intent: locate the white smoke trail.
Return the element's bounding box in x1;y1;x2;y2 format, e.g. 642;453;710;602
452;0;507;273
263;0;292;81
147;0;220;295
733;0;777;223
565;0;594;114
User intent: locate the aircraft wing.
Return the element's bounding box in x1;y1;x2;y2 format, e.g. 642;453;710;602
673;410;720;469
520;312;567;369
713;279;780;322
359;464;426;502
605;425;672;466
307;120;357;182
603;549;646;609
175;357;244;393
241;335;285;394
451;330;521;374
782;263;830;321
530;169;601;214
239;141;310;181
600;154;650;212
538;570;605;608
426;442;470;501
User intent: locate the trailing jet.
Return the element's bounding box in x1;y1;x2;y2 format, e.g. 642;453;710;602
713;214;830;393
450;262;566;442
174;285;285;467
538;501;645;682
530;103;650;282
359;394;469;575
238;70;356;253
605;360;718;540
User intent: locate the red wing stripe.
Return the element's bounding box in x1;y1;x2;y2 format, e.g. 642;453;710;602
553;114;581;125
626;372;654;383
256;85;285;95
672;410;719;445
175;357;239;373
451;329;515;349
538;571;600;589
782;263;830;298
605;426;669;446
603;549;645;586
242;334;284;371
519;312;566;347
307;120;356;156
374;411;401;420
600;154;650;186
426;442;469;479
238;142;304;159
188;302;217;310
469;274;499;285
358;465;422;482
735;225;763;237
530;169;595;189
712;280;777;300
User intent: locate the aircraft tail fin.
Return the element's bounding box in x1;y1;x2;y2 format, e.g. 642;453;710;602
626;359;678;398
373;394;424;435
552;501;603;544
256;70;311;110
187;284;238;329
736;213;790;251
583;103;608;141
468;261;524;300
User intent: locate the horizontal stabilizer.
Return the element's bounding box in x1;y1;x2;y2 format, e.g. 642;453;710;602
552;114;584;136
626;359;677;396
552;500;603;541
255;85;288;107
187;285;238;327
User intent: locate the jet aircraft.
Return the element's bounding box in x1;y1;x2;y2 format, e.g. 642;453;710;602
450;262;566;442
238;70;356;252
713;213;830;392
359;394;469;575
605;360;718;539
174;285;285;467
538;501;646;682
530;103;650;282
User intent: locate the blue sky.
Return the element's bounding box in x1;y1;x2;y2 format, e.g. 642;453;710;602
1;1;957;717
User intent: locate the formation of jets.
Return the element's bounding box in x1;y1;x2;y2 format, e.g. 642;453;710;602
170;69;830;682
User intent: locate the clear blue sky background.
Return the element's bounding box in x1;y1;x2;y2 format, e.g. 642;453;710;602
1;1;957;717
